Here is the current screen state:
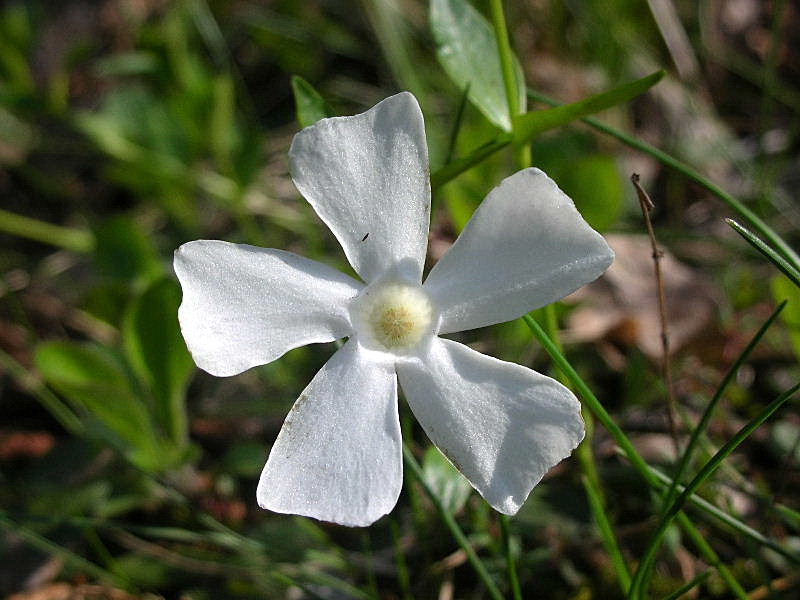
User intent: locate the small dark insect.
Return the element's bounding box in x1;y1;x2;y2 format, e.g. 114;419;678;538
361;233;369;241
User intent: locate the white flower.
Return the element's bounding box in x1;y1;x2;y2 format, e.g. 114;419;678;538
174;92;614;527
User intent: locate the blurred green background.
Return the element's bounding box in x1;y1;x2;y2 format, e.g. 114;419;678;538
1;0;799;598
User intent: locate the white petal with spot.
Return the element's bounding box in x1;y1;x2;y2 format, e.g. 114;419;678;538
257;340;402;526
175;240;362;377
397;338;584;514
424;168;614;333
290;92;431;283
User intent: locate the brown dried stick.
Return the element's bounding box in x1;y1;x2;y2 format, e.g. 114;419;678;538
631;173;679;454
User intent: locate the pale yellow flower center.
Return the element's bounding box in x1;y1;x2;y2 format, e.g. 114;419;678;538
352;282;435;352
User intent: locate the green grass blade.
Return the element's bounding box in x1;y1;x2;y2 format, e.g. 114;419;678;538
660;571;711;600
522;314;655;486
0;207;95;253
674;513;749;600
630;381;800;598
540;304;631;593
582;473;632;592
402;444;504;600
524;313;765;599
727;219;800;288
514;72;663;144
526;89;800;270
663;301;786;510
431;136;511;190
0;347;84;435
0;512;130;588
445;83;472;165
646;465;800;564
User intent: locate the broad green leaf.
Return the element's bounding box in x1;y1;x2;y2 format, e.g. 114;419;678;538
431;0;525;131
513;71;664;143
421;446;472;514
123;277;193;444
34;341;162;471
291;75;335;128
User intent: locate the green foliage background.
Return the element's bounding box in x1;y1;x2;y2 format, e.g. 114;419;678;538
1;0;799;598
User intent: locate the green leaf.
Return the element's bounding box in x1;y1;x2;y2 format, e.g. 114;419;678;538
556;154;624;232
630;380;800;598
93;216;163;283
431;0;525;131
291;75;335;128
513;71;664;143
771;276;800;360
421;446;472;514
34;341;163;471
123;277;193;445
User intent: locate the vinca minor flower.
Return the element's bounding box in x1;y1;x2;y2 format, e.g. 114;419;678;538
174;92;614;526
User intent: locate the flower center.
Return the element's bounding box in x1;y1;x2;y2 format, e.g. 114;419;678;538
351;281;435;352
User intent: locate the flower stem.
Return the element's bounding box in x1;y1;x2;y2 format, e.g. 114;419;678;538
402;443;504;600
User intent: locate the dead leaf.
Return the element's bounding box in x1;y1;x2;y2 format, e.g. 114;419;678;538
566;234;717;359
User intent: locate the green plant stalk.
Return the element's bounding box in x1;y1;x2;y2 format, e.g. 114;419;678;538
629;381;800;598
0;208;95;253
402;444;504;600
500;514;523;600
526;89;800;270
523;315;749;598
663;301;786;511
489;0;519;122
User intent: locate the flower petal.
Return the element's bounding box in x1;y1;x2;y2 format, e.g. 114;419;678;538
289;92;431;283
396;338;584;515
423;168;614;333
174;240;362;377
257;340;402;526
